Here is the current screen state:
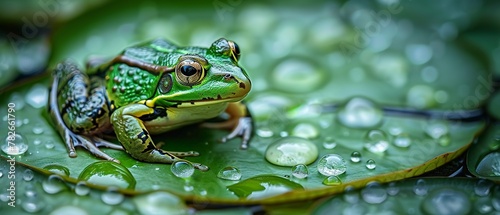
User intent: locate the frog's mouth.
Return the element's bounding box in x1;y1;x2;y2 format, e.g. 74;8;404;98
175;96;245;108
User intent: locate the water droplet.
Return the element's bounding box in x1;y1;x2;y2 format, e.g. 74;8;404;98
33;138;41;145
414;179;428;196
171;161;194;178
343;186;359;203
322;175;342;186
10;93;26;110
44;164;70;176
42;175;67;194
0;171;3;178
271;58;325;93
393;133;412;148
364;129;389;154
23;169;34;181
25;84;49;109
50;205;89;215
101;187;124;205
475;197;493;214
366;159;376;170
291;164;309;179
476;152;500;176
337;97;383;129
217;166;242;181
388;126;403;136
75;181;90;196
425;121;449;139
406;85;435;109
25;185;37;198
421;66;438;83
183;184;194;192
134;191;188;215
405;44;433;65
437;134;451;147
361;182;387;204
78;161;136;189
32;124;44;134
256;126;274;138
2;133;29;155
22;196;44;213
227;175;304;199
317;154;347;176
291;122;319;139
23;118;29;124
265;136;318;166
421;188;471;215
350;151;362;163
322;136;337;149
474;179;493;197
45;140;55;149
386;182;399;196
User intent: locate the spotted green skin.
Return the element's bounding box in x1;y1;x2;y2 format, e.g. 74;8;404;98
49;38;251;171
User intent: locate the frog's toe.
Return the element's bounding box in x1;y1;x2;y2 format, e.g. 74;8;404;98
221;117;253;149
77;136;120;163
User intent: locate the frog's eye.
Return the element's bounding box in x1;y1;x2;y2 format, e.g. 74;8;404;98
175;59;205;86
228;40;240;62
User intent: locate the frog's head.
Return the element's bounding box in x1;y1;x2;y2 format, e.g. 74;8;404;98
151;38;251;107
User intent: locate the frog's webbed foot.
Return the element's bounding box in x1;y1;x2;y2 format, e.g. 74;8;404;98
203;102;253;149
221;117;253;149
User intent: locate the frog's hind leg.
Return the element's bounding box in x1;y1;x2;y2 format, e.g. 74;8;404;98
111;104;209;171
49;61;122;162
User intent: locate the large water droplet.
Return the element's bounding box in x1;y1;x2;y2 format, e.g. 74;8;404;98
350;151;361;163
265;136;318;166
22;196;44;213
291;164;309;179
474;197;493;214
50;205;89;215
406;85;435;109
474;179;493;197
23;169;34;181
2;133;29;155
317;154;347;176
9;93;26;110
133;191;188;215
25;84;48;109
414;179;428;196
476;152;500;176
291;122;319;139
78;161;136;189
42;175;67;194
425;121;449;139
170;161;194;178
343;186;359;203
217;166;242;181
393;133;412;148
227;175;303;199
101;187;124;205
361;182;387;204
75;181;90;196
270;58;325;93
364;129;389;154
322;136;337;149
323;175;342;186
421;188;471;215
366;159;376;170
44;164;70;176
337;97;383;129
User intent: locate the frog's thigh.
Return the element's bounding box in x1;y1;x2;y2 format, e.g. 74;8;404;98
110;104;205;168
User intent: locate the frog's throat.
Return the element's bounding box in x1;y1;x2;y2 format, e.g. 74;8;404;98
141;96;244;108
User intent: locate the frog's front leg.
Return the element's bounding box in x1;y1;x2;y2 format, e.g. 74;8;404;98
111;104;209;171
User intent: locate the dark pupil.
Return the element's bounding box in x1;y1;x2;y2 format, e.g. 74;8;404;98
180;65;197;76
233;43;240;55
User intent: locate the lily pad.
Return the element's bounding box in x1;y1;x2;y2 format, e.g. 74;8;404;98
467;122;500;180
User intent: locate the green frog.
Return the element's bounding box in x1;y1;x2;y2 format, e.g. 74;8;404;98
48;38;252;171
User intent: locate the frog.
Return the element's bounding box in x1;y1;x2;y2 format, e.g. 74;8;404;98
48;38;252;171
